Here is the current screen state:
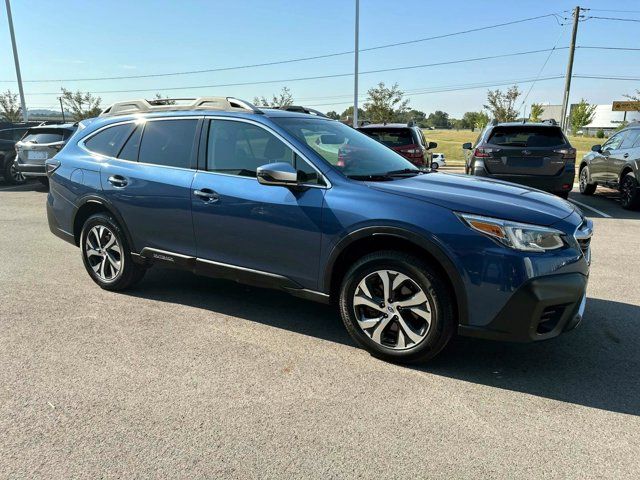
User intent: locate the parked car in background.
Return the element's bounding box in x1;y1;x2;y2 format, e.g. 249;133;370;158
0;127;29;185
358;122;437;168
14;124;77;187
463;121;576;199
46;96;592;364
578;122;640;210
431;153;446;170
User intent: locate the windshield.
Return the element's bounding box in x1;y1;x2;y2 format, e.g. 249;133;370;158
272;117;419;179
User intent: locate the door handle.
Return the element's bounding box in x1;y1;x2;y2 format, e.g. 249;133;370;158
108;175;128;188
193;188;219;202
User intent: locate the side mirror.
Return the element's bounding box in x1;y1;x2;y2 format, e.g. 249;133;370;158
257;162;298;186
427;141;438;150
462;142;473;150
591;144;602;153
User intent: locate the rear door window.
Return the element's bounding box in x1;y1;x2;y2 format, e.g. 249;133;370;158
487;127;566;147
138;119;198;169
85;123;137;157
361;129;414;147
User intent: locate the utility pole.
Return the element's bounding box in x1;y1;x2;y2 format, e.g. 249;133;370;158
58;97;65;123
353;0;359;128
560;6;580;131
5;0;28;122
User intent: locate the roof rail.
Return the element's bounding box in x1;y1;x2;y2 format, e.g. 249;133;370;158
99;96;263;117
269;105;329;118
489;118;499;126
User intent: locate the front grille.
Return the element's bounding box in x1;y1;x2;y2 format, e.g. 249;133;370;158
574;218;593;264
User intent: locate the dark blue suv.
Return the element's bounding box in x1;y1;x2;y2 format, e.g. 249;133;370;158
46;97;593;363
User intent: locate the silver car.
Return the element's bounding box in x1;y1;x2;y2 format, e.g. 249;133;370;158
14;124;76;186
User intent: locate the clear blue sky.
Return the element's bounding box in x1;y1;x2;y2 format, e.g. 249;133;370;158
1;0;639;117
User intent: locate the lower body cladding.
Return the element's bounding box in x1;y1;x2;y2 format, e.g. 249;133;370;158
473;164;575;195
136;247;331;304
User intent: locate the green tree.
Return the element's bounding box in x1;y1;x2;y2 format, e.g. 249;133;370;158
325;110;340;120
395;109;426;124
340;106;366;122
253;87;294;108
623;89;640;112
474;111;490;129
363;82;409;124
425;110;450;129
60;88;102;121
569;99;596;134
529;103;544;122
484;85;521;122
0;89;23;122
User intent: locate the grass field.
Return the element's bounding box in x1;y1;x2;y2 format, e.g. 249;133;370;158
424;129;599;166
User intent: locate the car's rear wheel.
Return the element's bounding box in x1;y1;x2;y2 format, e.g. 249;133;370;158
3;157;26;185
431;162;439;170
579;166;596;195
37;177;49;188
80;213;146;291
339;251;455;364
620;173;640;210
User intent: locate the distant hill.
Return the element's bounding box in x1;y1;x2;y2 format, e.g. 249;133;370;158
29;109;64;117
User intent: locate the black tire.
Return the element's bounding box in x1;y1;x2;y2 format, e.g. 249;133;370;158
579;166;596;195
80;213;146;291
2;155;27;185
620;173;640;210
339;250;456;364
37;177;49;188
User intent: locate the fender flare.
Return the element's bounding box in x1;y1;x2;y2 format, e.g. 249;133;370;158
73;194;136;251
322;225;469;325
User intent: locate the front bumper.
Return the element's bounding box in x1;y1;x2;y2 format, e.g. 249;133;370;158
458;272;588;342
14;161;46;177
472;164;574;193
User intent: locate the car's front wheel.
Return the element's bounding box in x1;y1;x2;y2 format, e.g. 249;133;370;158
3;157;26;185
339;251;455;364
431;162;439;170
80;213;146;291
579;166;596;195
620;173;640;210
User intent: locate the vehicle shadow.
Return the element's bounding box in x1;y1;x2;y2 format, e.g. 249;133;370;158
569;189;640;220
128;268;640;416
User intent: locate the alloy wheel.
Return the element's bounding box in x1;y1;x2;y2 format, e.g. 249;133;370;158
621;177;635;207
353;269;432;350
579;168;588;192
9;163;25;183
85;225;122;281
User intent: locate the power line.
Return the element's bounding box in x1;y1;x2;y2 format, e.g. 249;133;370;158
24;48;568;96
573;74;640;81
0;12;566;83
584;16;640;23
577;46;640;51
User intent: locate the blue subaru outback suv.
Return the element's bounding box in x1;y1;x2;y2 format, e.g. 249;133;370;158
45;97;592;363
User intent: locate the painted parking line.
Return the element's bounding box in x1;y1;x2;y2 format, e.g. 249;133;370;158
568;198;612;218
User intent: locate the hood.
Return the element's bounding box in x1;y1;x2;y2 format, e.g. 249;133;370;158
367;173;575;226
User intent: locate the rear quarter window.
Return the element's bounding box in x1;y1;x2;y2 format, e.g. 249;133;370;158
487;127;567;148
84;123;137;158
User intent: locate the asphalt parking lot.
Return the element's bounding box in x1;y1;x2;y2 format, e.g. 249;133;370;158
1;177;639;479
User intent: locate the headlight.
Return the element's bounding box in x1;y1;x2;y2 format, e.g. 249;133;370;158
457;213;565;252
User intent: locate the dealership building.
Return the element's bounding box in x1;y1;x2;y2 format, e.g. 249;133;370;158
538;103;640;136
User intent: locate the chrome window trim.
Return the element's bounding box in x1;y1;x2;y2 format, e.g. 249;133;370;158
77;116;202;173
203;115;332;189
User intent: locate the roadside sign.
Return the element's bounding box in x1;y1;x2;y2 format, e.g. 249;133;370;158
612;101;640;112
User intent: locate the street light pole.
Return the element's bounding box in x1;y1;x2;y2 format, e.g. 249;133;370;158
5;0;28;122
353;0;359;128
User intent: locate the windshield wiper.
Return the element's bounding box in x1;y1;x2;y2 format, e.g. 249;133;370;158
384;168;424;177
347;174;394;181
